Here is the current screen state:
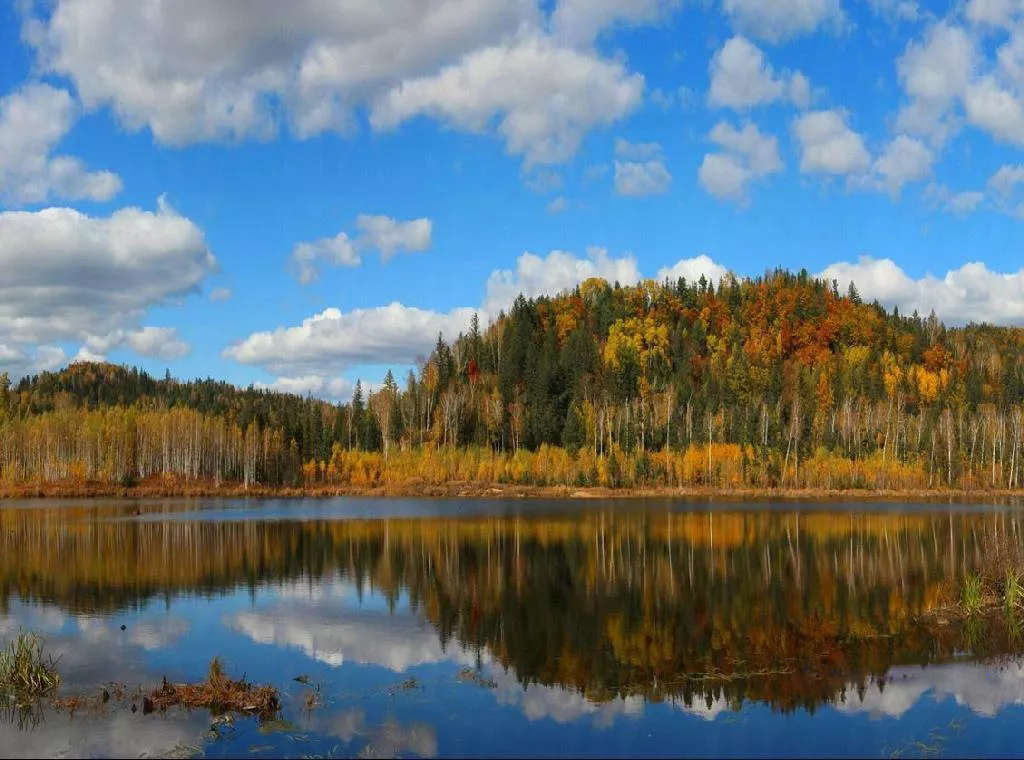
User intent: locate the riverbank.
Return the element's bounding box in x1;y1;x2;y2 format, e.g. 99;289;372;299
2;478;1023;502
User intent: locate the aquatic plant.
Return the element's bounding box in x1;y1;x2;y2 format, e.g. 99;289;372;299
146;657;279;720
962;575;985;616
1004;568;1024;611
0;632;60;698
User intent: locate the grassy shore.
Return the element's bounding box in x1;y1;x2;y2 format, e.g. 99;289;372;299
2;477;1024;501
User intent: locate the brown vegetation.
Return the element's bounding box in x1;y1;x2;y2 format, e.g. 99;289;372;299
145;658;279;720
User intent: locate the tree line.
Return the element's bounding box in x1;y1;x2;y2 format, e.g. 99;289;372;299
3;268;1024;490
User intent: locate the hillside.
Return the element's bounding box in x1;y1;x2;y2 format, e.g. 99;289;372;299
2;269;1024;494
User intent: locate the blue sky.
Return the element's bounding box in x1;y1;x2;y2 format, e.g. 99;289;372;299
2;0;1024;399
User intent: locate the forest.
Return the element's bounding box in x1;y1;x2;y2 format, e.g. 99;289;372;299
2;268;1024;492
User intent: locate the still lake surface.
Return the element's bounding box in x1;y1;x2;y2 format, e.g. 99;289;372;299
3;497;1024;758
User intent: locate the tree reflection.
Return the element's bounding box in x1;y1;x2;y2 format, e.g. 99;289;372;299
3;506;1024;714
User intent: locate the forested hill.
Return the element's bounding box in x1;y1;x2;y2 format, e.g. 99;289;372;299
3;269;1024;492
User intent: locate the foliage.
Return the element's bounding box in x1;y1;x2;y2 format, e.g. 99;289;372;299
4;270;1024;490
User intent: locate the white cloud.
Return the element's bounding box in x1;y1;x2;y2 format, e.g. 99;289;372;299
76;326;190;362
290;215;432;284
925;183;985;215
0;198;215;352
546;196;569;214
989;163;1024;195
708;36;810;110
817;256;1024;324
698;120;783;202
963;74;1024;145
0;343;67;379
865;0;919;23
481;247;642;316
551;0;682;46
721;0;844;42
861;135;934;197
793;110;871;175
371;32;644;165
895;22;976;145
656;254;729;284
210;286;232;302
614;160;673;196
965;0;1021;28
0;82;121;204
25;0;642;165
291;232;360;284
224;303;478;376
356;214;433;262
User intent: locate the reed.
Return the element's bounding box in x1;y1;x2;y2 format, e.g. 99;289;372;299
0;632;60;698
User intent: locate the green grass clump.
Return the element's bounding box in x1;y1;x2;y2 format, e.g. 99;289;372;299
962;575;985;616
0;632;61;698
1006;569;1024;612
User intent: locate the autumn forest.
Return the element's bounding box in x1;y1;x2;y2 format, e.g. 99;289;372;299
3;269;1024;494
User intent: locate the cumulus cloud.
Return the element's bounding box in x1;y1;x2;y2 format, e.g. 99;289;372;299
480;247;642;315
895;22;975;145
291;232;360;284
356;214;433;261
793;110;871;175
614;160;673;196
857;135;934;198
75;326;190;362
0;82;121;204
0;199;215;373
708;37;810;110
209;286;232;302
818;256;1024;324
224;303;478;376
290;215;432;283
0;344;67;379
24;0;643;165
550;0;682;46
965;0;1021;28
656;254;729;284
721;0;844;42
371;32;644;165
698;120;782;203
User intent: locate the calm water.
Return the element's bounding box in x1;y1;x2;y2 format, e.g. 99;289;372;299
3;498;1024;758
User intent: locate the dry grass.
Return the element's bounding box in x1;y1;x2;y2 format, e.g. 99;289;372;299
3;476;1024;501
145;658;279;720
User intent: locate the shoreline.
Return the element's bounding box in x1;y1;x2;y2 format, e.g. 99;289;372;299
2;480;1024;502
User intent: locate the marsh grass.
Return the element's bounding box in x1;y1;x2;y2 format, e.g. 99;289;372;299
962;575;985;616
147;657;280;720
0;632;60;699
1005;569;1024;611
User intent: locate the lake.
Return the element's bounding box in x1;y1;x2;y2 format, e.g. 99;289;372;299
3;497;1024;758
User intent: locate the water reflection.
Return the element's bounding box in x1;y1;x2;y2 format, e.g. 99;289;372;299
2;501;1024;757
